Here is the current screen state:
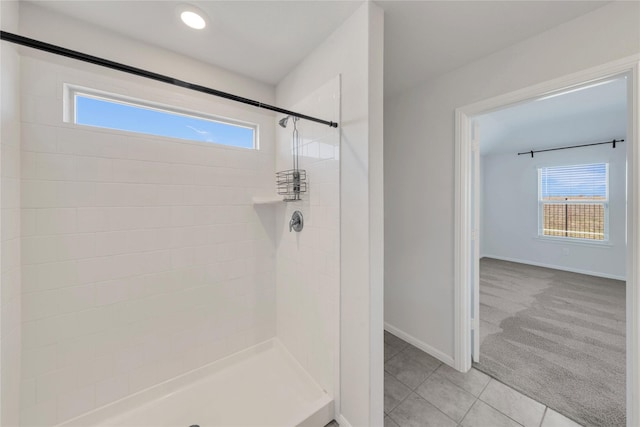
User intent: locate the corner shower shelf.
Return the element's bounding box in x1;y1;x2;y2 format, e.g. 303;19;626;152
252;196;285;205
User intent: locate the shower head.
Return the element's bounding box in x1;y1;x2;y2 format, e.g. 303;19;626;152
279;116;290;128
279;115;299;128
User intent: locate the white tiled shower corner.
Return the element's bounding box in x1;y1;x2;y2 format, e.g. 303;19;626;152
18;54;279;425
17;50;340;426
275;76;341;399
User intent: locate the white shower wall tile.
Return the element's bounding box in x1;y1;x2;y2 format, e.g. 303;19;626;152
21;123;58;153
276;76;340;398
95;375;128;408
19;56;277;425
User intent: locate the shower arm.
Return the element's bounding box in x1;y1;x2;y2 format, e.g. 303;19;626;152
0;30;339;129
292;119;299;172
279;115;301;172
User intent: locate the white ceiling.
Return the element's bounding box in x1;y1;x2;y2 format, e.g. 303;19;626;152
478;76;628;155
26;1;609;97
26;0;363;86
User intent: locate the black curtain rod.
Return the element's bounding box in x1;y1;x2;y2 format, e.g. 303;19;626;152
0;31;338;128
517;139;624;158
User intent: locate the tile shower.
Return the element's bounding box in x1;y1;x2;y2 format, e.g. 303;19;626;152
15;51;340;426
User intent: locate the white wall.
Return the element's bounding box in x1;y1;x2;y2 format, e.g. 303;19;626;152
276;3;384;426
482;143;626;279
274;76;340;407
17;5;278;426
1;1;23;425
384;1;640;362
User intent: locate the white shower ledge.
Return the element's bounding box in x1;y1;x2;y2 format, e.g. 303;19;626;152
252;195;285;205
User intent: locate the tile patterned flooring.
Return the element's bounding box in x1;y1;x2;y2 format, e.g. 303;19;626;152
384;331;583;427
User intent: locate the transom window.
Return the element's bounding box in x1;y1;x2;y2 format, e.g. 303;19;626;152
538;163;609;241
66;85;256;149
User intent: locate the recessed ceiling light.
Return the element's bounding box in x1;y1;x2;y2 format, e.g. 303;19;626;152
180;8;207;30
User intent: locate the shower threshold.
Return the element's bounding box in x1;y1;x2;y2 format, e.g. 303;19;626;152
58;340;333;427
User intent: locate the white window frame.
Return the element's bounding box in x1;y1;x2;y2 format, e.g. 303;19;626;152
537;162;610;243
63;84;258;149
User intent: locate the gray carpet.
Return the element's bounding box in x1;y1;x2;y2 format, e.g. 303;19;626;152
475;258;626;427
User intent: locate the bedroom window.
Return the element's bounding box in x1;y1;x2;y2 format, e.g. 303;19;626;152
66;85;256;149
538;163;609;241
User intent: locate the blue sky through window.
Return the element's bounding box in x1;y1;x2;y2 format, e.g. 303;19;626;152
75;95;255;149
540;163;607;200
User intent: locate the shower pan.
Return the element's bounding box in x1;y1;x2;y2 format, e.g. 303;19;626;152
82;342;332;427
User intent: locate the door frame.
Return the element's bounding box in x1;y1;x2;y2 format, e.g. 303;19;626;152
454;55;640;426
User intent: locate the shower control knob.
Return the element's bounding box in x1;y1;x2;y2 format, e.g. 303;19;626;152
289;211;303;232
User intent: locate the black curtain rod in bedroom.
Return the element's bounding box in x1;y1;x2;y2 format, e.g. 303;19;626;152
517;138;624;158
0;31;339;128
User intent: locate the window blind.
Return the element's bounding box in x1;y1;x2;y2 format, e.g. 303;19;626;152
540;163;608;201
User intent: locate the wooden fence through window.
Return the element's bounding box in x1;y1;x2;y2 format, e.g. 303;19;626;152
543;203;605;240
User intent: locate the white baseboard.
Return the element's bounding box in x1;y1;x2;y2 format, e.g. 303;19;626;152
482;254;626;281
384;322;455;367
337;414;353;427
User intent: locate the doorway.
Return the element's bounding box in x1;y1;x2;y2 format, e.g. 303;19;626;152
454;59;640;426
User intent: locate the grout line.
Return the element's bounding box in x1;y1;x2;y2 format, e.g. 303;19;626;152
478;360;588;426
476;374;554;426
390;339;470;424
384;344;404;361
420;371;477;425
538;407;548;427
410;363;441;391
387;351;442;391
386;385;415;416
478;397;526;427
485;404;526;427
390;372;418;392
478;375;492;397
387;338;461;424
412;391;460;425
457;394;479;426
